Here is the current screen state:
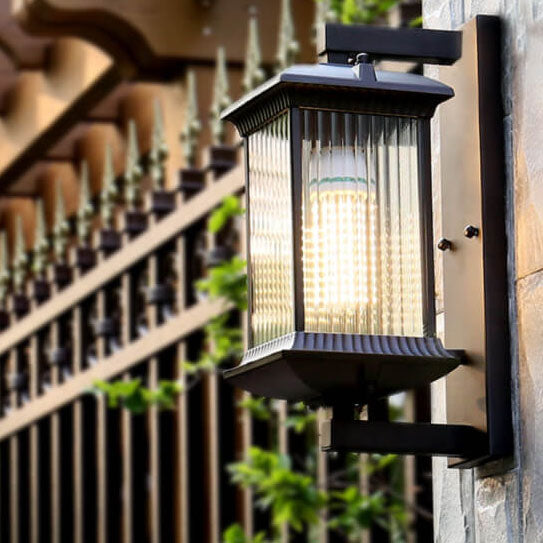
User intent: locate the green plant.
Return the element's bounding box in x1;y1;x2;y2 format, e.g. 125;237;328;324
284;402;317;434
326;0;400;24
195;256;247;310
92;378;182;413
237;396;271;421
329;487;389;539
229;447;327;533
208;195;244;233
223;524;269;543
226;444;404;541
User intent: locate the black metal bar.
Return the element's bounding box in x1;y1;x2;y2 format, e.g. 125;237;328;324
244;137;254;349
418;119;436;337
475;15;512;459
290;107;305;331
317;23;462;65
321;420;487;458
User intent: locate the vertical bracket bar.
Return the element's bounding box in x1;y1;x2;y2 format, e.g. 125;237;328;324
438;15;511;466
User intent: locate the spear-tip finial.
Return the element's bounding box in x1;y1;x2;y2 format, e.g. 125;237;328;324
180;71;202;168
13;215;28;292
276;0;299;72
124;120;143;209
53;179;70;262
100;144;118;229
210;46;231;146
0;231;10;305
243;15;265;93
149;99;169;191
32;199;49;276
77;160;94;244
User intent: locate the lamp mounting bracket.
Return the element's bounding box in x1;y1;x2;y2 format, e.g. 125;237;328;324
321;420;488;467
317;23;462;66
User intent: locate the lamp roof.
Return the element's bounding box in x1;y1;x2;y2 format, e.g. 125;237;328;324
222;62;454;135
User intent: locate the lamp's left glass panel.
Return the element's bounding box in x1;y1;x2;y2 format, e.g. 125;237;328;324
248;111;294;346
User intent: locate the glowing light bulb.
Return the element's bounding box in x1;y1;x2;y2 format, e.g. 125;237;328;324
301;111;424;337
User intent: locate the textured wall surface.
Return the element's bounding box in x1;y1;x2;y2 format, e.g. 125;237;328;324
423;0;543;541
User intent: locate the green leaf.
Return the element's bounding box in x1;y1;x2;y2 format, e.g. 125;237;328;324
195;256;247;310
208;196;244;233
223;524;247;543
227;447;326;533
238;396;271;421
409;15;423;27
222;523;270;543
329;487;388;538
91;378;182;414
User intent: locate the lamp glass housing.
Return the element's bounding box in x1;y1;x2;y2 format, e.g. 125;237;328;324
247;108;425;346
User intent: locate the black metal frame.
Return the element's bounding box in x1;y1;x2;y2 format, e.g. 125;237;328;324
478;16;511;463
290;108;305;332
321;420;487;460
418;120;437;337
317;23;462;65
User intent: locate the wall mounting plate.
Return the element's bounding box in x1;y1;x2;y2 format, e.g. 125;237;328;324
438;15;512;467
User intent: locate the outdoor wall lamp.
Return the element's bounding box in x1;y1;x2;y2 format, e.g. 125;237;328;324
222;16;511;468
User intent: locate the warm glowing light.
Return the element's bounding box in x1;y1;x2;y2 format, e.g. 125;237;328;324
301;111;423;336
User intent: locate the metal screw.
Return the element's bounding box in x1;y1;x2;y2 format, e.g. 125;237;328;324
355;52;370;64
463;225;480;239
437;238;452;251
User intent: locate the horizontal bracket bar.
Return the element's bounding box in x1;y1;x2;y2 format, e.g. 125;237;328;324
317;23;462;65
321;420;487;461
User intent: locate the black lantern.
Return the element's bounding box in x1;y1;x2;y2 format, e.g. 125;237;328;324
222;21;512;466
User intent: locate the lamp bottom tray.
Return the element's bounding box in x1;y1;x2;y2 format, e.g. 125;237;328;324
224;332;463;405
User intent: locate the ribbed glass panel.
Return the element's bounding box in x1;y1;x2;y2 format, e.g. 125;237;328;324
248;112;294;346
301;110;423;336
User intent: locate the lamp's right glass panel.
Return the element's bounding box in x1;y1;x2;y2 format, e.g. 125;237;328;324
301;110;424;336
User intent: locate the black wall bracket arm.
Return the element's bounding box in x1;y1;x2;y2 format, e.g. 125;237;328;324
317;23;462;66
321;419;488;467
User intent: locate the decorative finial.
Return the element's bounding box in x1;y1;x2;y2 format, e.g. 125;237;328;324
77;161;94;244
13;216;27;292
32;199;48;276
243;15;265;93
100;144;118;229
53;179;70;262
276;0;299;72
149;99;169;190
210;47;231;145
124;120;143;209
0;232;10;305
180;71;201;168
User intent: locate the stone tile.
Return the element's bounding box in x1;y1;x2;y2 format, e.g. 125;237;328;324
518;270;543;540
514;20;543;279
433;462;476;543
474;473;519;543
465;0;503;17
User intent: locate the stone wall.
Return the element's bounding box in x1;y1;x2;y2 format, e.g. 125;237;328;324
424;0;543;541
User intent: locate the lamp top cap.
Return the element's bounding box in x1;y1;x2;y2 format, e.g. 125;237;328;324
221;62;454;135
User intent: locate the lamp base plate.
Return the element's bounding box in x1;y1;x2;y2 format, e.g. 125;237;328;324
224;332;462;405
